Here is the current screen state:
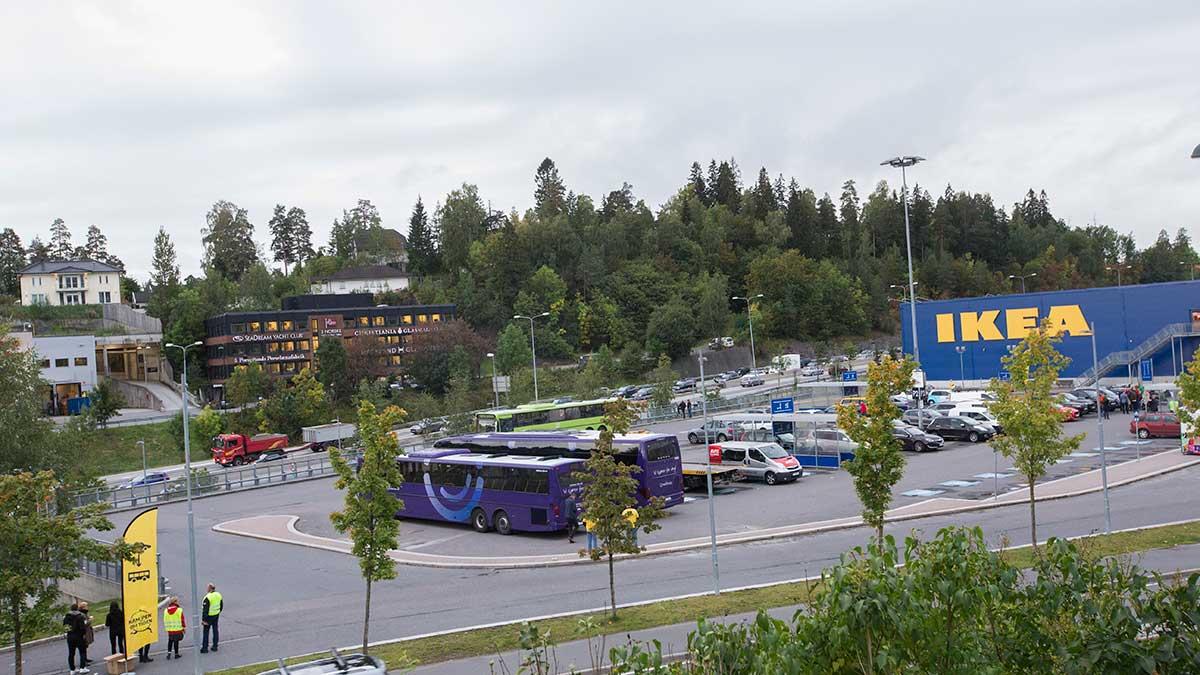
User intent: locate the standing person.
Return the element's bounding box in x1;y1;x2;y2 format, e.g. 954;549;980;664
563;495;578;544
622;506;640;547
104;602;125;656
78;601;94;667
63;603;89;674
1099;394;1109;420
201;583;223;653
163;597;185;660
686;400;693;419
583;516;597;553
1119;390;1129;414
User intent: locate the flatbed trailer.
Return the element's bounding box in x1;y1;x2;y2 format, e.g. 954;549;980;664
681;463;740;490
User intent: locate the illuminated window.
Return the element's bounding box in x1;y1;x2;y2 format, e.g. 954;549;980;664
74;357;88;366
417;314;428;324
390;355;402;366
267;363;281;373
402;315;413;325
282;320;293;331
268;343;280;353
373;316;385;326
431;313;441;323
298;340;310;351
267;321;278;332
310;319;319;330
283;341;295;352
358;316;370;326
249;321;261;332
311;337;319;351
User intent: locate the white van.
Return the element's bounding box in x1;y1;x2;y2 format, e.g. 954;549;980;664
716;441;804;485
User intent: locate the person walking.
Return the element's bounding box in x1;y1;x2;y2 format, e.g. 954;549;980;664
1099;394;1109;420
1119;390;1129;414
564;495;579;543
104;602;125;656
63;603;89;674
163;597;186;660
201;583;223;653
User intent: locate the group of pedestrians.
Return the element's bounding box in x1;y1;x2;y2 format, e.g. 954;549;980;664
676;400;695;418
563;495;639;551
1108;385;1170;416
63;584;224;672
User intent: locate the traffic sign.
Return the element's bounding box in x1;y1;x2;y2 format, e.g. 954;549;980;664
841;370;858;382
998;371;1011;381
492;375;511;393
1140;359;1153;382
770;397;794;414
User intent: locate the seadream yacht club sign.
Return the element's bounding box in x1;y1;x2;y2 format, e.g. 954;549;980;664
231;331;308;343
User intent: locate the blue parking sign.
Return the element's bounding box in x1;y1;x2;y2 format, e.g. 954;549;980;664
1140;359;1153;381
770;397;794;414
998;371;1011;381
841;370;858;382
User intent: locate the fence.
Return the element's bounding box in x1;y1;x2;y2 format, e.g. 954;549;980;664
71;453;340;512
637;380;847;426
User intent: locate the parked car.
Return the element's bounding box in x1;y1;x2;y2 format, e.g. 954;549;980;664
1056;404;1081;421
794;428;858;455
925;416;994;442
927;389;954;403
672;378;697;393
740;375;765;387
889;394;913;410
954;409;1003;434
902;409;944;428
716;441;803;485
1057;393;1094;414
720;370;742;382
612;385;639;398
720;336;735;348
801;365;824;377
119;471;170;490
891;424;945;452
410;418;447;435
687;419;739;444
1071;387;1120;411
1130;413;1181;439
629;386;655;401
735;367;751;377
253;448;288;464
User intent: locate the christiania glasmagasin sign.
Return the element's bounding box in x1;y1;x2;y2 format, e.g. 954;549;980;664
351;327;433;337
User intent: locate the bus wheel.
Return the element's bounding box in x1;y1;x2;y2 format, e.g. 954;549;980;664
471;508;489;533
597;425;607;432
494;510;513;535
585;426;594;431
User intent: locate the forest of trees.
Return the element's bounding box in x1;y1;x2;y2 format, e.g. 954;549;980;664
1;157;1196;396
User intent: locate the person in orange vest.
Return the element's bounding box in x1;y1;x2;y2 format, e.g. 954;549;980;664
163;597;186;660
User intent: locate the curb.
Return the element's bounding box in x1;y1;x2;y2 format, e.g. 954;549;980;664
212;451;1200;569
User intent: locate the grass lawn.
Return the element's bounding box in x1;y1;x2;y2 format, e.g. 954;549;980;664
213;519;1200;675
73;420;183;476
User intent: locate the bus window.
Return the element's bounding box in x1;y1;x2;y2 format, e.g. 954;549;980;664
646;438;680;463
498;416;515;432
476;414;497;431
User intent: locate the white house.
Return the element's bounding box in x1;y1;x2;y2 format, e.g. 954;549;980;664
310;265;411;295
28;334;98;415
19;260;124;306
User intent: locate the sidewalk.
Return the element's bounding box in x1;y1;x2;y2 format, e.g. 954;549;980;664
212;450;1200;569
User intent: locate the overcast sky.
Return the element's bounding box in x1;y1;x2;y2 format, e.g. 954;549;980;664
2;1;1198;279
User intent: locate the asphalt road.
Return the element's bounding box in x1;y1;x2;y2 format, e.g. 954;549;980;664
8;442;1197;675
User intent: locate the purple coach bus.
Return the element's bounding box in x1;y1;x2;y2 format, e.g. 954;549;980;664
394;450;584;534
434;431;685;508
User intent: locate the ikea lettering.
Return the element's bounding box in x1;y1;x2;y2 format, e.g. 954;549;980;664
935;305;1091;342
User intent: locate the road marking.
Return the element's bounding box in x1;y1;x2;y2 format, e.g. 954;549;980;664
939;480;980;488
973;472;1013;479
1055;458;1074;464
405;533;470;551
901;489;944;497
1072;451;1100;457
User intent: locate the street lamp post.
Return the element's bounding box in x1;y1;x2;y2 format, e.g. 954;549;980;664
882;155;926;426
1090;324;1111;534
955;346;966;388
698;349;719;595
1106;264;1128;287
164;340;204;675
486;352;499;407
731;294;764;371
1007;272;1037;294
1180;262;1196;281
137;440;146;484
513;312;549;400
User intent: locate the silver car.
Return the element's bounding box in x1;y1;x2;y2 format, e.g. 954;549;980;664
258;650;385;675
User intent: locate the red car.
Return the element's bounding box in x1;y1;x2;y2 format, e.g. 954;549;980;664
1130;413;1180;439
1056;405;1080;422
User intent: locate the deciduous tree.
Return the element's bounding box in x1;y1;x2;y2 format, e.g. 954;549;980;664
257;367;330;440
495;323;533;376
202;200;258;281
837;355;915;542
86;379;125;429
330;401;406;655
315;337;354;403
650;354;676;408
573;400;664;619
988;321;1083;548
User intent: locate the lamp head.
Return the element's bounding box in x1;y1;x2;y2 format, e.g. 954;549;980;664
1192;143;1200;159
486;352;494;357
881;156;925;168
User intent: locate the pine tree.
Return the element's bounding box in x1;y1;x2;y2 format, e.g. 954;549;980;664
81;224;121;268
48;218;72;260
148;226;181;319
406;196;437;275
713;160;741;211
288;207;315;265
0;228;26;296
688;161;709;206
815;193;838;259
750;167;776;219
839;180;861;261
268;204;293;274
25;237;51;264
534;157;567;218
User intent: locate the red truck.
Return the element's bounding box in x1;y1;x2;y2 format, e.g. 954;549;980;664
211;433;290;466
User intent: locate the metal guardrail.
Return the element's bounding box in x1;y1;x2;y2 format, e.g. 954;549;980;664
72;453;339;511
637;381;846;425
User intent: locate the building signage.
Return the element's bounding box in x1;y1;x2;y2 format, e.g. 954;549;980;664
935;305;1091;343
235;353;309;364
351;326;432;337
232;331;308;343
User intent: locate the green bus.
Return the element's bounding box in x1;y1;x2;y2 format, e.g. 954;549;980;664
475;398;617;432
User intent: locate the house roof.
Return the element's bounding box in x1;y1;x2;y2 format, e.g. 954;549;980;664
20;260;123;275
322;265;410;282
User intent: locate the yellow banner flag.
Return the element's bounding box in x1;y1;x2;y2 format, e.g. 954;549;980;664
121;508;159;657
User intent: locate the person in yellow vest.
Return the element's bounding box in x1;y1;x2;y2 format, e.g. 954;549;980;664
201;582;223;653
583;516;597;552
162;597;185;660
623;507;639;546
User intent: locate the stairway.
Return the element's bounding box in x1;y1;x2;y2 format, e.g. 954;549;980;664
1078;322;1192;384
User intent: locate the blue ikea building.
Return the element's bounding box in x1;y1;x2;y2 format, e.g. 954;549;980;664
900;280;1200;383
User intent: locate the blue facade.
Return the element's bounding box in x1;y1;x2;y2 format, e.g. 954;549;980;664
900;280;1200;381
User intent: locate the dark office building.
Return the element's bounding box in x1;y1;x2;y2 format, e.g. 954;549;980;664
203;296;455;383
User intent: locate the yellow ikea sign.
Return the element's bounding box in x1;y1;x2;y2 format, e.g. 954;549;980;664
936;305;1091;342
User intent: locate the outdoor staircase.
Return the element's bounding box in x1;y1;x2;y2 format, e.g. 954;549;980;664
1077;322;1192;384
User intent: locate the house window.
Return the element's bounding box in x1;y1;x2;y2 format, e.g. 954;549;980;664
31;293;47;305
298;340;310;351
63;293;82;305
268;343;280;353
98;291;112;303
311;336;319;351
39;359;50;368
386;315;398;326
55;358;69;367
310;319;319;330
249;321;261;332
59;275;82;289
74;357;88;366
